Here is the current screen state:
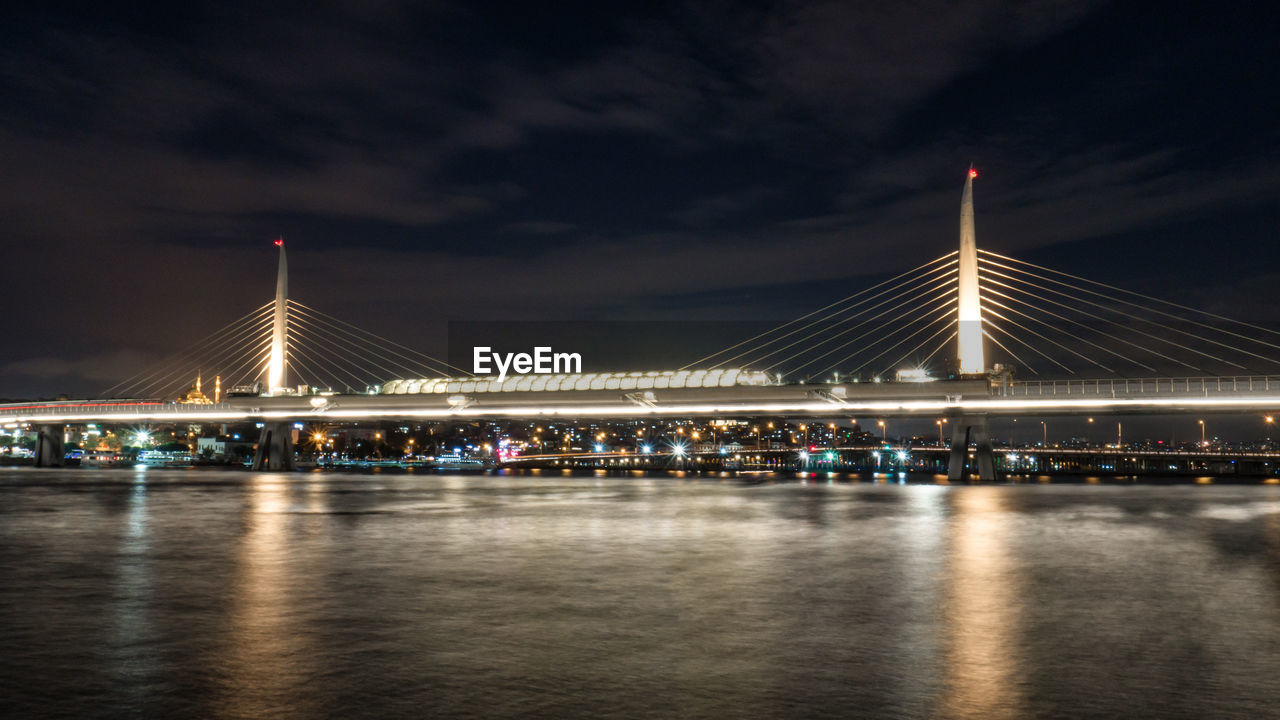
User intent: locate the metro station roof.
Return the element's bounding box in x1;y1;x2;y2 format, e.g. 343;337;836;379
381;368;773;394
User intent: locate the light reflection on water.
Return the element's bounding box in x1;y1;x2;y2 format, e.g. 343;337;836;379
221;476;318;719
3;469;1280;718
108;474;154;709
944;488;1023;720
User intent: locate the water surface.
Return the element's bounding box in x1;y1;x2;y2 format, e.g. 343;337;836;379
3;468;1280;718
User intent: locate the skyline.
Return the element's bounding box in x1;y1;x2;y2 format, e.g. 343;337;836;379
3;1;1279;399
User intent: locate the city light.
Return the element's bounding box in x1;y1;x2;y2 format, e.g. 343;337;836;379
895;367;935;382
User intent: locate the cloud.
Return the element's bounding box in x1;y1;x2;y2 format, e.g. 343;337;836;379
0;349;156;385
502;220;576;235
0;1;1110;250
739;0;1103;135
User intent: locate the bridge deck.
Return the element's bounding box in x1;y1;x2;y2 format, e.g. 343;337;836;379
3;376;1280;422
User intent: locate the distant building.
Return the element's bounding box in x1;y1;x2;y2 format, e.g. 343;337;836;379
177;372;214;405
197;437;227;456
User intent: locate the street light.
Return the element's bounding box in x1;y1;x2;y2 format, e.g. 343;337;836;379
1199;419;1206;446
936;419;945;445
1040;421;1047;446
878;419;886;442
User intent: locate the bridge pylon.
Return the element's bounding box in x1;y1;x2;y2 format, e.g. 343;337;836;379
947;414;997;482
956;166;986;376
266;238;289;394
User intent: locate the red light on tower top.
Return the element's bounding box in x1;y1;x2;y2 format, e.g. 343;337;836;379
274;238;283;247
968;168;978;179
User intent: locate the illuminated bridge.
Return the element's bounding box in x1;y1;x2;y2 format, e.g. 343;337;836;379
6;168;1280;479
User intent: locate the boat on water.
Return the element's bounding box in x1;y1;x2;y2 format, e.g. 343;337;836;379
136;450;195;468
82;451;130;468
432;454;487;471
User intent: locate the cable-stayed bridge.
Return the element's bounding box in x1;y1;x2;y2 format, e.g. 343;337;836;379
6;169;1280;477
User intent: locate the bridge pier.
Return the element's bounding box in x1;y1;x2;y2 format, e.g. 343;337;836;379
33;424;65;468
251;421;296;471
947;415;997;482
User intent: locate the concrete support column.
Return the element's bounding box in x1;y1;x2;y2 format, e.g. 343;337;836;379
252;421;296;471
947;425;971;480
33;424;66;468
946;415;998;482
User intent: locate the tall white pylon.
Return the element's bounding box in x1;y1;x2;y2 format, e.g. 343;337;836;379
956;166;986;375
267;238;288;393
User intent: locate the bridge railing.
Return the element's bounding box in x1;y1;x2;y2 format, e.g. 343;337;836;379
0;401;241;418
1006;376;1280;398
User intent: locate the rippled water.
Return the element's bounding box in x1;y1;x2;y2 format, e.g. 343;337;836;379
3;468;1280;718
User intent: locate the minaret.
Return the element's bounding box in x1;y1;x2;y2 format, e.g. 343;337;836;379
956;166;985;375
267;238;288;393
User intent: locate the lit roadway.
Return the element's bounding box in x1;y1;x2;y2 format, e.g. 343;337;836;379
4;375;1280;424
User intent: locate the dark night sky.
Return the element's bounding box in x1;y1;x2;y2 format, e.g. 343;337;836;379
2;0;1279;399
